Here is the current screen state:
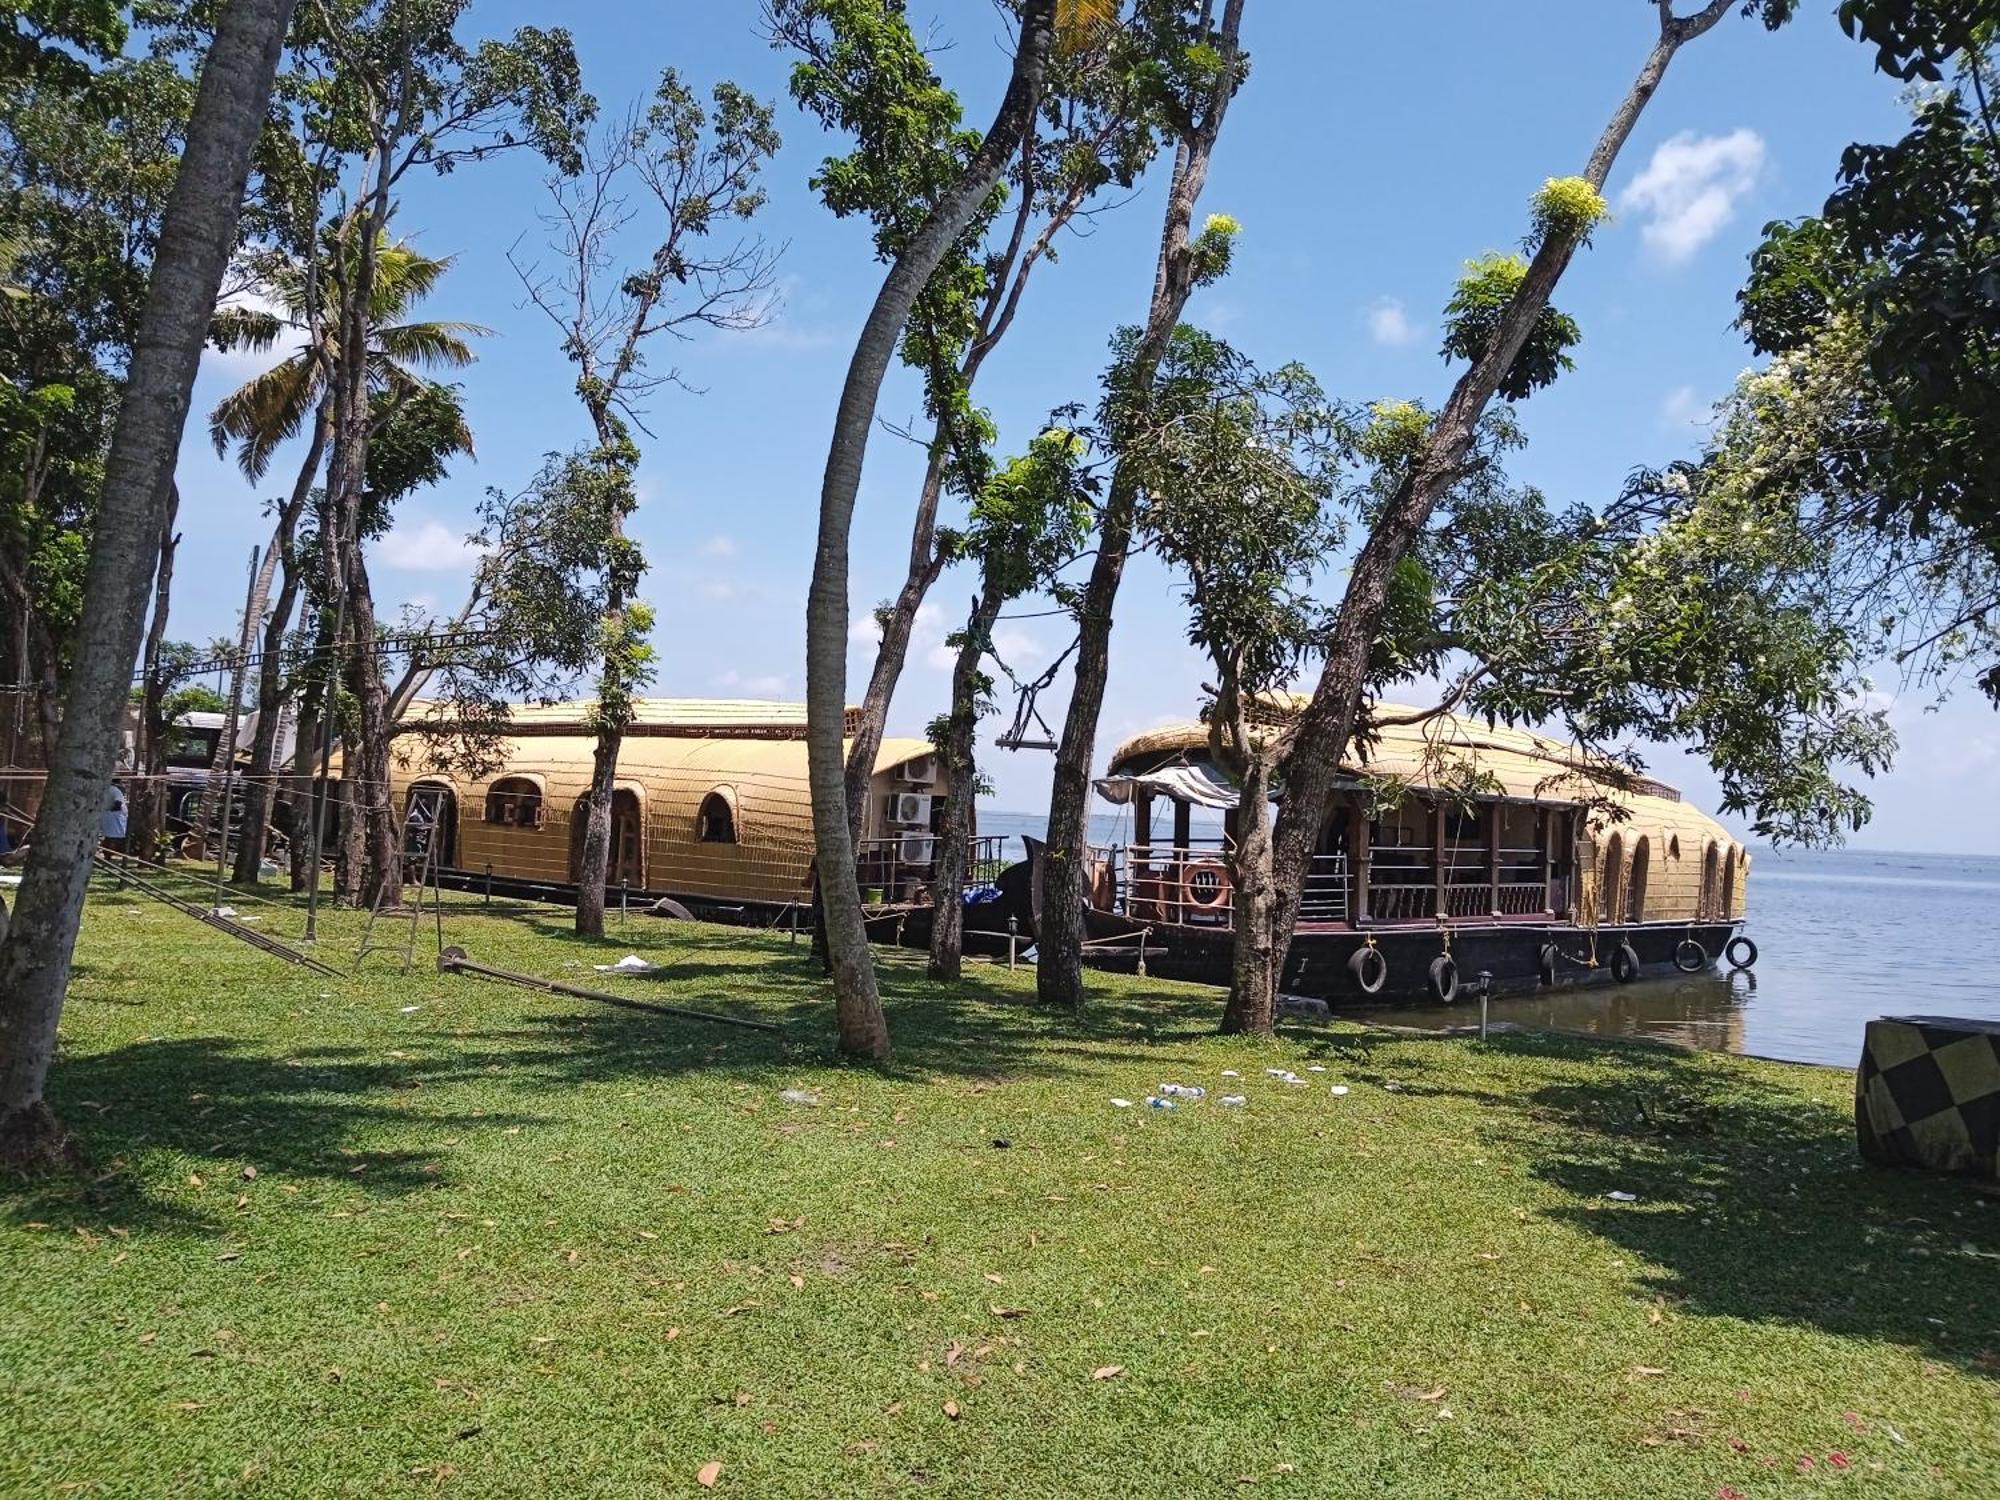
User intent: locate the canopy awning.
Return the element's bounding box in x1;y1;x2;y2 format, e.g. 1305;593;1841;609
1094;762;1238;811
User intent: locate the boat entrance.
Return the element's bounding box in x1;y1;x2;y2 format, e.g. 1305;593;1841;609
569;789;645;889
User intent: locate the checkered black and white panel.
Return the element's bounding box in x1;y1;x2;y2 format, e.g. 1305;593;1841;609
1856;1016;2000;1180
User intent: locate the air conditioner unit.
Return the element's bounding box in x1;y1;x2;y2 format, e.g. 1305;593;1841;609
897;832;936;866
898;755;938;786
887;791;933;826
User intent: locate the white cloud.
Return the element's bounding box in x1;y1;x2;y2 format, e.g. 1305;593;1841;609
698;535;738;558
377;518;477;573
1366;297;1418;348
714;668;789;697
1659;383;1711;430
1619;128;1767;265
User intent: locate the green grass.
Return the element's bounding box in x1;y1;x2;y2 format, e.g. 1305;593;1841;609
3;884;1998;1498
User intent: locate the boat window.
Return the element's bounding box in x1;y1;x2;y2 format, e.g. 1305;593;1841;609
1443;806;1484;841
697;791;736;844
484;777;543;829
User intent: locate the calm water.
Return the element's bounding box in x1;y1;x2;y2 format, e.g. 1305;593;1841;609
980;810;2000;1068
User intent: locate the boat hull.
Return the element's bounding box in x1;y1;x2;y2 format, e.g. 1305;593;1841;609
1077;909;1745;1004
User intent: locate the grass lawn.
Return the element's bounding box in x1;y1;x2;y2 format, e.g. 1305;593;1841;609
3;884;1997;1498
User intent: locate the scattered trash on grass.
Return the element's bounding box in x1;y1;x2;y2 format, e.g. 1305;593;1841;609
1220;1069;1241;1078
779;1089;821;1108
1264;1069;1305;1084
211;906;237;918
399;1005;421;1014
1158;1083;1206;1099
1605;1190;1639;1203
1146;1097;1178;1111
594;954;662;974
1383;1081;1403;1092
1329;1085;1350;1097
1109;1098;1134;1108
1219;1095;1247;1108
1307;1065;1327;1073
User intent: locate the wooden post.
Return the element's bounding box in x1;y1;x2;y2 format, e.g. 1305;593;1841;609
1133;788;1153;852
1172;798;1192;925
1352;803;1371;925
1487;802;1503;916
1541;808;1556;914
1432;801;1447;920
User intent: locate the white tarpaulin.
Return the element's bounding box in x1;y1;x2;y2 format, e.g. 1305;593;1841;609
1094;762;1238;810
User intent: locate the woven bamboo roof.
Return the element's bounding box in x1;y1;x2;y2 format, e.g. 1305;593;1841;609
1108;700;1733;846
402;697;863;739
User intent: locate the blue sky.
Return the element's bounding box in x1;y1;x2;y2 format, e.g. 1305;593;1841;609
171;0;1999;855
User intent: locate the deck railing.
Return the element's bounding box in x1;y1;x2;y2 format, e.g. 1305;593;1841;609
1094;842;1351;928
854;833;1012;905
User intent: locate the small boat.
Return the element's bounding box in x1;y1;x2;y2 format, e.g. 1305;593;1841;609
1064;701;1752;1003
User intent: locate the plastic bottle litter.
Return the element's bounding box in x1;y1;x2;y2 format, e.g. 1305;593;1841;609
1605;1190;1638;1202
1157;1083;1206;1099
1329;1085;1350;1097
1109;1098;1134;1109
1264;1069;1305;1084
1218;1094;1248;1107
399;1005;422;1014
779;1089;822;1107
1146;1097;1179;1111
1220;1069;1241;1078
1307;1065;1327;1073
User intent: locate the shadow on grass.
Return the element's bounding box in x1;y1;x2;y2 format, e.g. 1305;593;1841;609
1413;1029;2000;1380
4;922;1229;1236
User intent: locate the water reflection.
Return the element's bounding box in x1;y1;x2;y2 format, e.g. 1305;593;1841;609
1359;968;1757;1055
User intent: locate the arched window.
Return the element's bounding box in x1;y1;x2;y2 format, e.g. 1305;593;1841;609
484;776;544;829
697;790;737;844
1625;837;1650;924
1598;832;1625;925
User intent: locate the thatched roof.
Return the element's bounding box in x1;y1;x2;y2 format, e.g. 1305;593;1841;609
401;697;863;739
1107;701;1732;847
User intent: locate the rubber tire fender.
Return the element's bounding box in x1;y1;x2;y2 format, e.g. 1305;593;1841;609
1537;942;1559;986
1348;945;1388;996
1611;941;1642;984
1673;937;1708;973
1428;953;1460;1005
1725;935;1758;971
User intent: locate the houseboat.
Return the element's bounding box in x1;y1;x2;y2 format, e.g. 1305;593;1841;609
1075;700;1753;1002
378;698;957;921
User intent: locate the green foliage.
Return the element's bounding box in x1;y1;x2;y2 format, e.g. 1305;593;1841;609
965;427;1097;602
1740;4;2000;699
1527;175;1609;250
1186;210;1240;285
1125;327;1343;715
1440;252;1581;402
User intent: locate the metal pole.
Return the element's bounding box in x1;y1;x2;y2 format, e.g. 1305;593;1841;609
212;546;261;909
1007;915;1017;970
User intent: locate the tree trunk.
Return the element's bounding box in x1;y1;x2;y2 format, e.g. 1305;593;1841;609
1219;750;1276;1035
1039;0;1248;1011
575;721;623;936
1252;1;1738;1021
341;539;399;907
287;624;328;893
127;493;181;863
0;0;298;1175
232;405;325;883
806;0;1058;1059
842;450;948;843
929;585;1001;981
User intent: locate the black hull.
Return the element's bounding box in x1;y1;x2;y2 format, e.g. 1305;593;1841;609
1078;910;1745;1004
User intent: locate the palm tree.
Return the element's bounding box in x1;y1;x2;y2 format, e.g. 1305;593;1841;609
0;0;300;1173
209;238;485;885
209;237;486;480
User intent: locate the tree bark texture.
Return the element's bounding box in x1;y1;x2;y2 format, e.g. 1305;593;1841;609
1219;749;1275;1035
1038;0;1247;1011
0;0;299;1173
805;0;1058;1059
928;584;1002;982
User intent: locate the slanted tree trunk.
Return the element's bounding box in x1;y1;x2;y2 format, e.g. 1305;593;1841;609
929;583;1002;982
842;449;948;843
127;492;182;863
1245;0;1741;1023
0;0;299;1175
233;406;327;884
1219;747;1276;1035
1039;0;1247;1011
806;0;1058;1059
575;719;621;934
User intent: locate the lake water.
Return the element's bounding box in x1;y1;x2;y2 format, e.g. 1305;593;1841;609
979;810;2000;1068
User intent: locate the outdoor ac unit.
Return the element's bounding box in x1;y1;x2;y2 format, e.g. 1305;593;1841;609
897;832;936;866
898;755;938;786
888;791;933;826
